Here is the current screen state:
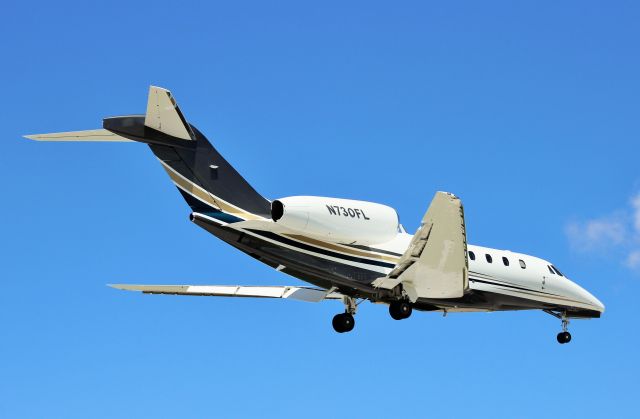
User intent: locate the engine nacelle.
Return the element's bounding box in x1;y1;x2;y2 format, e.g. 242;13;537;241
271;196;399;245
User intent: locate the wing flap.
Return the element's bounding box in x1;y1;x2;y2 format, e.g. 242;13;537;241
109;284;343;302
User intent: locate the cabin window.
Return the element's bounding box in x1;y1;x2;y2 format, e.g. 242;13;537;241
548;265;555;274
468;251;476;261
552;265;564;277
519;259;526;269
485;254;493;263
502;257;509;266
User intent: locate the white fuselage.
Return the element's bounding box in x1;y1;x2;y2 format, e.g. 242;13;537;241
375;232;604;313
29;85;604;338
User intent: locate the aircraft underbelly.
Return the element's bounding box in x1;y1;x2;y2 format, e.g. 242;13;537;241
192;218;383;294
192;217;597;316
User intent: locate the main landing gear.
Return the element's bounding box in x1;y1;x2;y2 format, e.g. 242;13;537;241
332;296;357;333
389;301;412;320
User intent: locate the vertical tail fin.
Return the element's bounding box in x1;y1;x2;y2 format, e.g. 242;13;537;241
144;86;195;141
146;123;271;222
138;86;272;221
25;86;272;222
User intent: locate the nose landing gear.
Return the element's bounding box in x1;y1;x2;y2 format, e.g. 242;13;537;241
556;316;572;344
545;310;572;344
557;331;572;344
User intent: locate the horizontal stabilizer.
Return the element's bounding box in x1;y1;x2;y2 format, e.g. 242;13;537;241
24;129;132;142
109;284;343;303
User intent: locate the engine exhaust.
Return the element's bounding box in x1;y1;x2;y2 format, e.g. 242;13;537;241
271;200;284;222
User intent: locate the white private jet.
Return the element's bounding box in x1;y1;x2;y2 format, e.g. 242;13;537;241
25;86;604;343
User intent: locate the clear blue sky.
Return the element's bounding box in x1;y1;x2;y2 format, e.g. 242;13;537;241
2;1;639;417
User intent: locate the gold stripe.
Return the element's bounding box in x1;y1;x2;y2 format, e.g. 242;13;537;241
159;160;263;221
285;234;401;264
481;282;588;306
159;160;399;262
469;272;587;305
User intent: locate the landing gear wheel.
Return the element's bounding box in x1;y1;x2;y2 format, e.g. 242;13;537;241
389;301;413;320
556;331;572;344
332;313;355;333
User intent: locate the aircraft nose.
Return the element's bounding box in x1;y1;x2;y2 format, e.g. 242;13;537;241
585;291;605;313
568;279;605;313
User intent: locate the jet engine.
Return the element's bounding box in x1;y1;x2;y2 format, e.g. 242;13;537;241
271;196;399;245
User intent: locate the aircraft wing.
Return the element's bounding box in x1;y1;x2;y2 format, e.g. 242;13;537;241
109;284;343;303
372;191;469;300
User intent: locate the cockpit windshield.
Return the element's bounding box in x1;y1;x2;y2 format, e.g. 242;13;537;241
551;265;564;277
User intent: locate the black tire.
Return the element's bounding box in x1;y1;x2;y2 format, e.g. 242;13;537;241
398;301;412;319
556;331;572;344
389;303;401;320
563;331;572;344
332;313;345;333
342;313;355;332
389;301;412;320
332;313;355;333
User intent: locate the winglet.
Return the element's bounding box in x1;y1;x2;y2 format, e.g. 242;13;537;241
373;191;468;300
